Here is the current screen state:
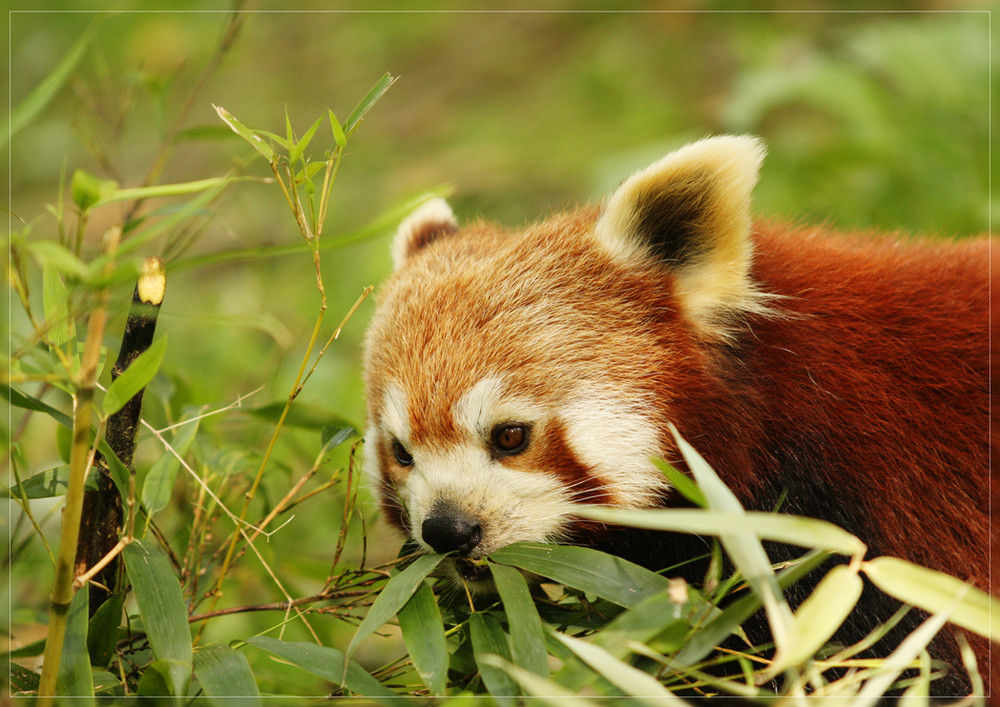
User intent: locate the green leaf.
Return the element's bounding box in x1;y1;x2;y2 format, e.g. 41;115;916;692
141;415;200;521
122;540;192;697
675;548;830;666
25;240;90;281
344;553;443;669
670;425;794;649
102;336;168;418
193;644;260;706
343;72;397;138
289;113;324;166
2;385;72;428
87;593;125;669
490;562;548;677
328;109;346;148
42;266;76;352
245;636;396;698
771;563;864;673
246;400;355;431
655;458;706;507
214;105;276;162
490;542;668;608
3;22;95;150
3;465;98;499
56;587;93;702
478;654;588;706
397;580;448;695
470;612;517;701
92;177;242;208
573;506;865;557
71;169;118;210
863;556;999;641
554;631;684;704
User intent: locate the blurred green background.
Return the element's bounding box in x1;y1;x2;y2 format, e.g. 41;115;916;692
5;3;993;694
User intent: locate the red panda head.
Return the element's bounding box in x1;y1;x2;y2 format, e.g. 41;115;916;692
362;135;767;585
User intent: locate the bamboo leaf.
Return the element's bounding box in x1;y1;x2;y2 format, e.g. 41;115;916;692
863;556;999;640
343;73;397;138
490;542;668;608
2;465;98;499
121;540;192;697
397;580;448;695
87;592;124;669
470;612;517;701
71;169;118;210
554;631;684;705
3;22;95;149
343;553;443;669
245;636;396;698
490;562;548;677
771;563;864;673
56;587;93;702
102;336;168;418
289;113;324;166
329;109;346;148
214;105;276;162
42;266;76;351
193;644;260;706
25;240;91;281
3;385;72;427
478;654;589;706
141;415;200;520
573;506;865;557
91;176;245;208
246;401;356;431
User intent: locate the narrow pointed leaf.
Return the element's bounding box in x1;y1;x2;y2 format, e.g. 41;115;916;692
56;587;93;701
863;556;999;640
102;336;168;417
214;105;276;162
397;580;448;695
42;266;75;349
193;644;260;706
71;169;118;210
343;553;443;669
329;110;346;147
343;73;397;138
490;542;668;608
122;540;192;696
4;23;95;149
490;562;548;676
771;563;863;673
555;632;684;704
27;240;90;281
3;465;98;498
87;592;124;669
470;612;517;701
245;636;396;698
289;113;324;166
3;385;72;427
141;415;200;520
479;655;589;706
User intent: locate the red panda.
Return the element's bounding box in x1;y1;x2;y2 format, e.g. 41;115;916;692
362;136;994;698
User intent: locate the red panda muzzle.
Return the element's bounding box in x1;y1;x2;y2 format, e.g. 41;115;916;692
421;502;484;556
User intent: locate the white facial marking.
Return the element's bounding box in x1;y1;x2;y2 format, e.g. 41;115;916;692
559;387;667;507
453;375;544;439
382;382;411;445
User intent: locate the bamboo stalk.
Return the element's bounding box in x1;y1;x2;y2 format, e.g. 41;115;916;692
37;226;120;704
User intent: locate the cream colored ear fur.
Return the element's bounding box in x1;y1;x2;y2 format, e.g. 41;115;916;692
392;197;458;271
594;135;767;334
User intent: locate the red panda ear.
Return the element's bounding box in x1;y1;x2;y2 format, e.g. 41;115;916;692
392;198;459;271
594;135;767;335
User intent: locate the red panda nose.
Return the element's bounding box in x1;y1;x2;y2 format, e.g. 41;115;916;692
421;505;483;556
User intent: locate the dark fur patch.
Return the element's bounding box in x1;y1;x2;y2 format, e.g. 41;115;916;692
405;219;458;260
633;171;712;267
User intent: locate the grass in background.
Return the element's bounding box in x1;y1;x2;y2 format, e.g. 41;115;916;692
4;7;992;701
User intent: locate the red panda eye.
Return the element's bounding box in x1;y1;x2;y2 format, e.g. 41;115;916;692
392;439;414;466
491;424;530;455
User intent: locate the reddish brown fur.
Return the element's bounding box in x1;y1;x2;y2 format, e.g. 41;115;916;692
367;189;993;696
